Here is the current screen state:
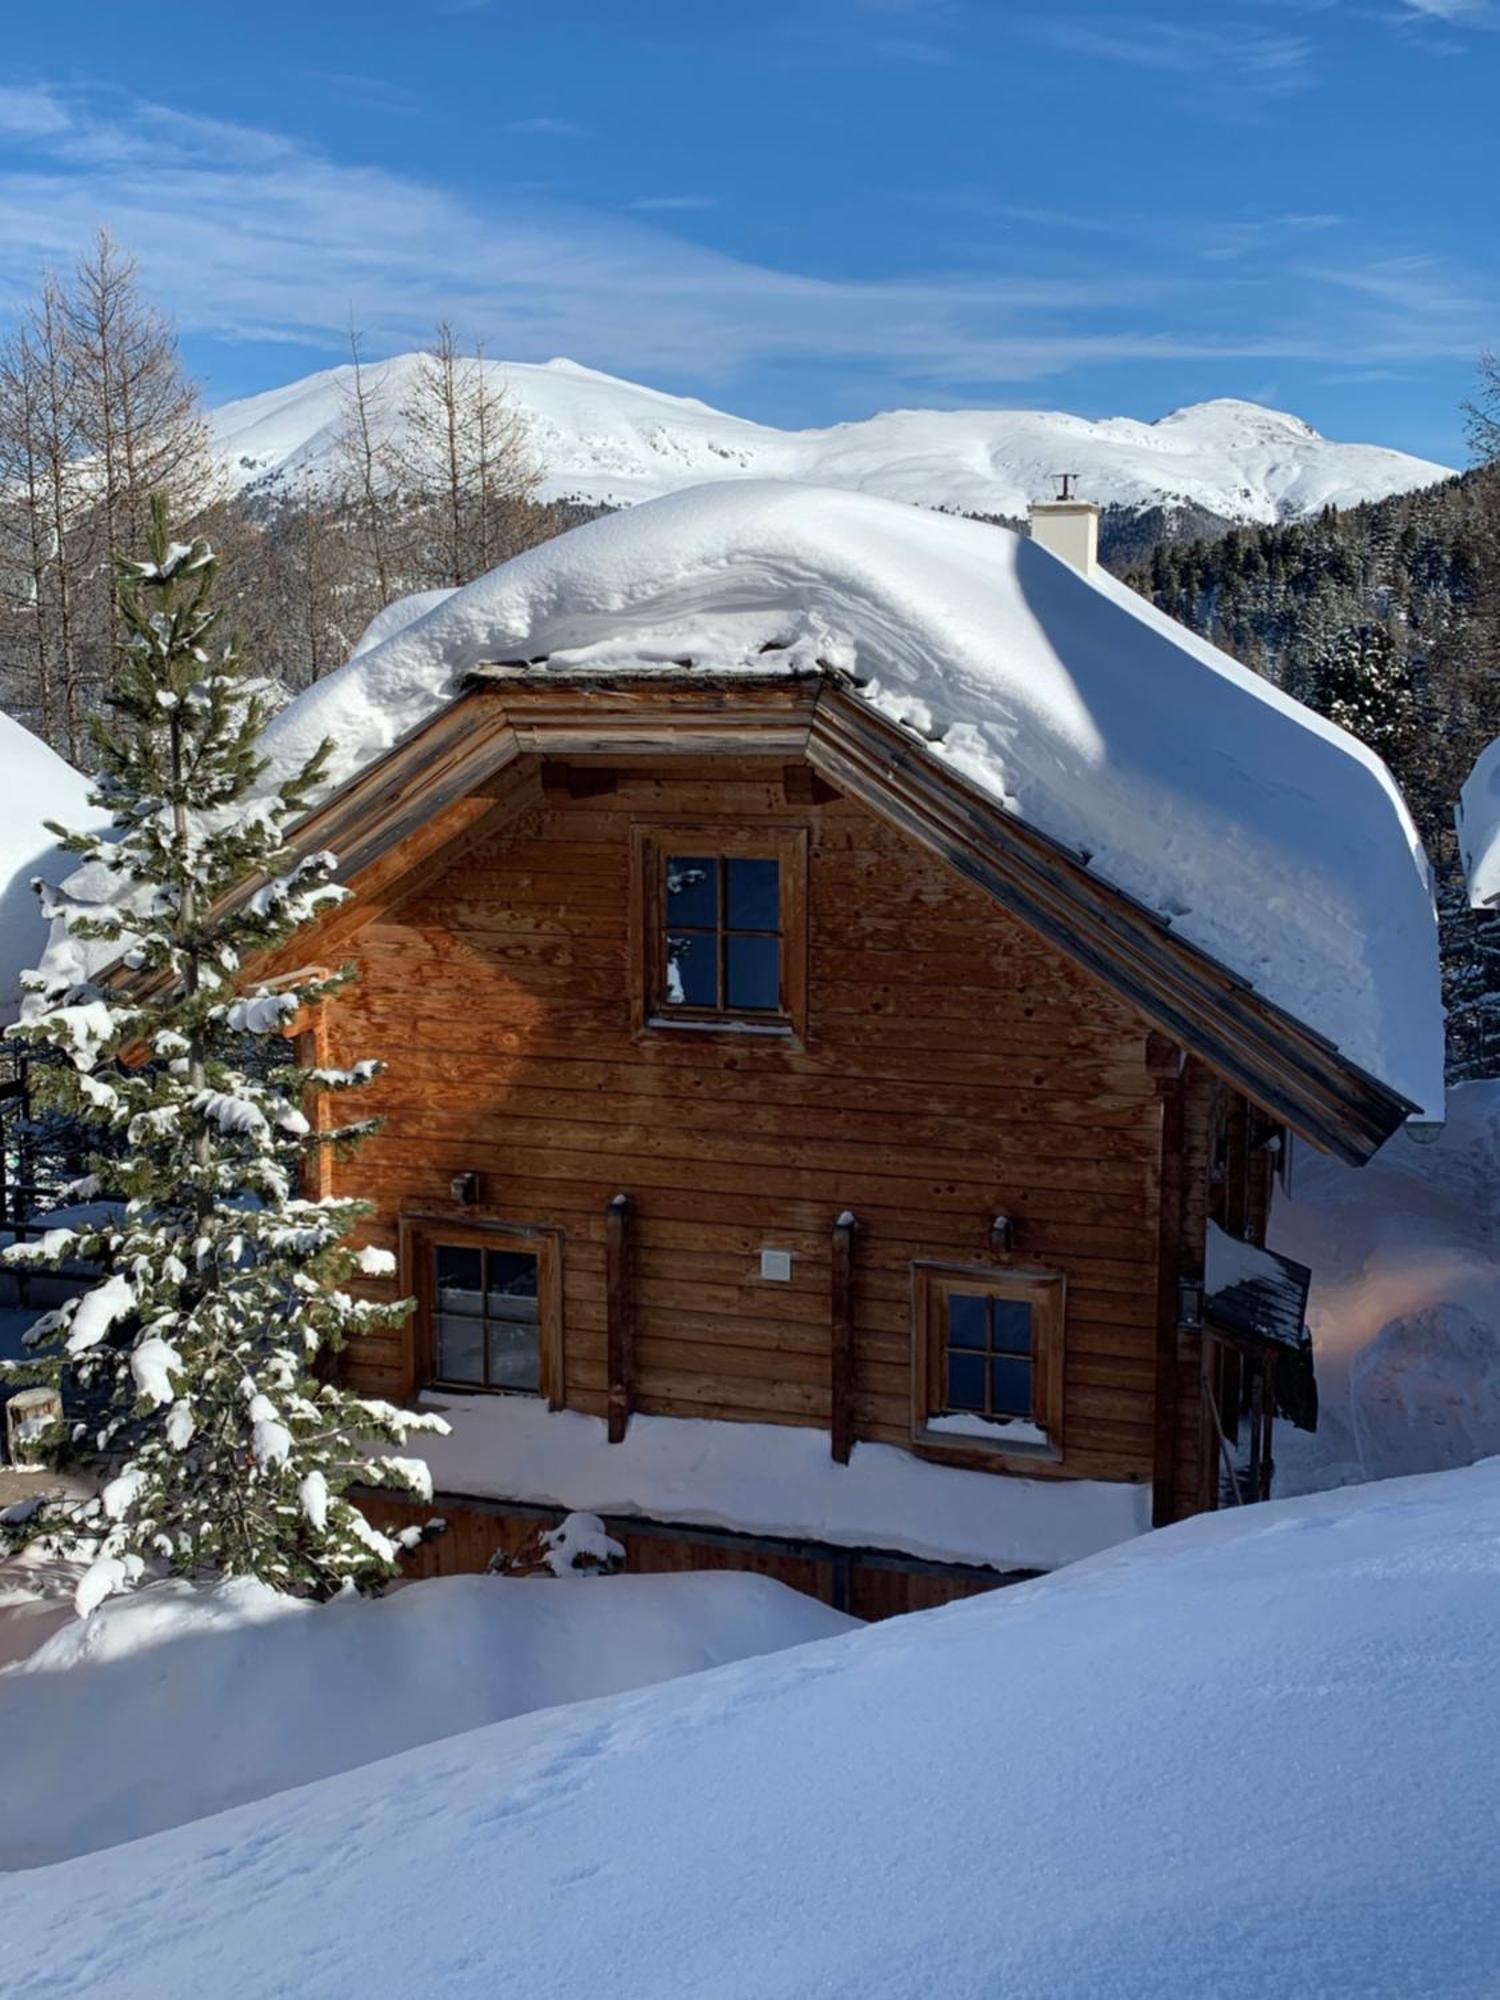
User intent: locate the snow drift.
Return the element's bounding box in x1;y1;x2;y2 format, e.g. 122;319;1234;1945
257;480;1442;1115
4;1460;1498;1997
210;352;1454;523
0;1567;854;1867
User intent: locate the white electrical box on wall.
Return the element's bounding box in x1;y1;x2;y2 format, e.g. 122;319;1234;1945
759;1248;793;1282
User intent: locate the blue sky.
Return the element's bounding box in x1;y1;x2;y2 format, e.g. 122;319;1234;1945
0;0;1493;460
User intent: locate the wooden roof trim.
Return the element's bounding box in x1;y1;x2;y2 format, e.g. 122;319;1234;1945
99;667;1411;1160
806;684;1410;1162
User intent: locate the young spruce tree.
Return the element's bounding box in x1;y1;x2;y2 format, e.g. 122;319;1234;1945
2;500;445;1613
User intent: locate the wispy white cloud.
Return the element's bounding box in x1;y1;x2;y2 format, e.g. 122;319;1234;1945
627;194;719;214
1032;17;1315;91
507;116;583;138
0;83;1488;399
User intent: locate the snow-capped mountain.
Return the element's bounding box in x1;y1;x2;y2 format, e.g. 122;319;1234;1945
210;353;1454;526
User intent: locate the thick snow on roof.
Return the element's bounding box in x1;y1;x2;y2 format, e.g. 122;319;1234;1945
411;1395;1150;1572
0;714;93;1026
6;1460;1499;1997
1456;737;1500;907
261;481;1442;1114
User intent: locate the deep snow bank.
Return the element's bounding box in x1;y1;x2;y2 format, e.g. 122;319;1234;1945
0;1567;854;1867
1271;1080;1500;1494
253;482;1439;1113
4;1460;1498;1998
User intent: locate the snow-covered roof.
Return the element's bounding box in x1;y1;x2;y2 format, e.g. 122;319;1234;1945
1457;738;1500;908
0;715;93;1027
257;481;1442;1117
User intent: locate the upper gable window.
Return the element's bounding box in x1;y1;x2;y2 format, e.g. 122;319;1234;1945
665;855;782;1014
631;825;807;1040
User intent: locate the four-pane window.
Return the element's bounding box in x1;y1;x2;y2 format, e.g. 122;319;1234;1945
433;1243;542;1392
664;854;783;1016
913;1264;1065;1454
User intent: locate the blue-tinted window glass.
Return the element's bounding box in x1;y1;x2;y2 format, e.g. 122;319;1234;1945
485;1251;538;1318
666;934;717;1007
435;1245;483;1316
437;1315;484;1384
990;1298;1033;1355
948;1293;990;1349
990;1357;1033;1418
665;857;717;928
726;934;780;1011
488;1320;541;1392
726;857;780;931
947;1352;986;1410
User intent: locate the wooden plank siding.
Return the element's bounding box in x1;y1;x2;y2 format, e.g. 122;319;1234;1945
327;755;1168;1496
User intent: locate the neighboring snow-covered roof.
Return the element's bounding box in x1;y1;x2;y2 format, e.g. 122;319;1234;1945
1457;738;1500;907
0;715;93;1027
410;1396;1150;1572
258;481;1443;1116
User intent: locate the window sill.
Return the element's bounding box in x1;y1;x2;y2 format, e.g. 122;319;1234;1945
428;1383;547;1403
911;1422;1064;1475
641;1013;801;1049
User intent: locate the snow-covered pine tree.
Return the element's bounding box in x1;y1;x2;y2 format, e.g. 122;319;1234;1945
1;499;446;1614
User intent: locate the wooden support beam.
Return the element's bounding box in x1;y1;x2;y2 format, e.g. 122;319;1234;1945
605;1193;634;1444
830;1209;858;1464
1150;1051;1185;1528
782;763;840;806
541;760;619;800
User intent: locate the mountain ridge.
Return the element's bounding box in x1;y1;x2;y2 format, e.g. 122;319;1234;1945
209;352;1455;528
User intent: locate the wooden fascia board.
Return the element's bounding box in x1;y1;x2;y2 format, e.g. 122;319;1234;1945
463;670;820;759
807;684;1409;1164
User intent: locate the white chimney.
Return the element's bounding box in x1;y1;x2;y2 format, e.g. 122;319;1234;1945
1028;477;1099;576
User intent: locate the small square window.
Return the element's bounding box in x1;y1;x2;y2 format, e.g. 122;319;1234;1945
406;1220;563;1406
913;1265;1064;1456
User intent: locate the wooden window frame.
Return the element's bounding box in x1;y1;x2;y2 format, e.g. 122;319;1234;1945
629;822;808;1043
911;1262;1065;1465
400;1214;564;1409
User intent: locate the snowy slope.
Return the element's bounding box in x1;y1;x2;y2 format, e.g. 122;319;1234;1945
210;353;1453;523
0;1568;853;1867
253;482;1442;1116
0;715;93;1025
4;1460;1499;1998
1271;1081;1500;1494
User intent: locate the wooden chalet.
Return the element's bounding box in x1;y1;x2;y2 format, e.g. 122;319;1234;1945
220;587;1415;1616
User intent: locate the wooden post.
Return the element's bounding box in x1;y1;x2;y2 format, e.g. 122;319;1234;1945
606;1193;633;1444
1147;1034;1185;1528
830;1210;857;1464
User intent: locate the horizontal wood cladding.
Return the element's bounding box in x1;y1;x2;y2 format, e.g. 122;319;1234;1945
332;757;1164;1489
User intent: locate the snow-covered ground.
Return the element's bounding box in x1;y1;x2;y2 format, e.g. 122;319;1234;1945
1271;1080;1500;1494
0;1563;853;1868
3;1460;1497;1997
0;711;92;1025
210;353;1453;524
